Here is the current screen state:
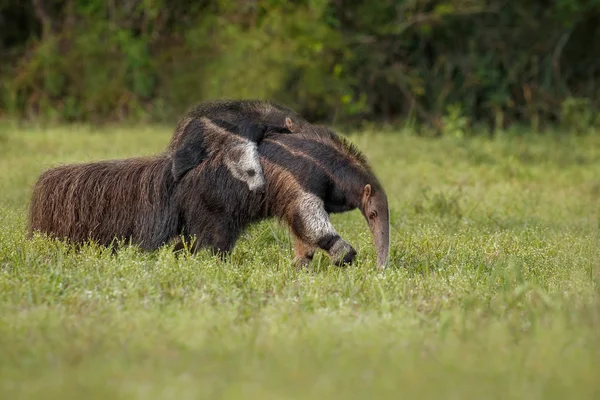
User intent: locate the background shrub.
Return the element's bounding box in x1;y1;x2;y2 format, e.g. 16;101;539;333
1;0;599;131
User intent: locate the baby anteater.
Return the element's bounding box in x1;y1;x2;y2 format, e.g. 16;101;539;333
169;100;299;189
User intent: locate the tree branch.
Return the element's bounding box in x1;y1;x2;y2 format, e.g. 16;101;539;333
552;30;573;96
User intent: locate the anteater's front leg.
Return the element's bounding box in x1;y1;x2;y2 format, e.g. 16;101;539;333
292;236;317;268
288;193;356;266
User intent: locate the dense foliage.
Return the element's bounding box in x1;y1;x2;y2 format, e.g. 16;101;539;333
1;0;600;130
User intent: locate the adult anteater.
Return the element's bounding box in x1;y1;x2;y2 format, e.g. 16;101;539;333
29;107;390;269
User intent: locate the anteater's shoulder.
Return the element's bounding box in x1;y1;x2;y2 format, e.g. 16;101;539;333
298;125;372;171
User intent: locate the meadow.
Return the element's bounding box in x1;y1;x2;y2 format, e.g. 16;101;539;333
0;122;598;399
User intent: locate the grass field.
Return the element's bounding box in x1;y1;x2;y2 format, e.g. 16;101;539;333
0;123;599;399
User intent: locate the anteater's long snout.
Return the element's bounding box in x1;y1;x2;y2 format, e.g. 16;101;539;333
368;193;391;270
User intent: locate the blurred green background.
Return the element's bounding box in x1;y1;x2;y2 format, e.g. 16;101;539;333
1;0;599;133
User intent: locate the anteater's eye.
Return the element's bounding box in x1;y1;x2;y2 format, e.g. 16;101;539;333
246;169;256;177
369;210;377;219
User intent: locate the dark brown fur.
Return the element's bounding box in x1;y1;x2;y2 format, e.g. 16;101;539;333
28;155;178;249
27;117;275;249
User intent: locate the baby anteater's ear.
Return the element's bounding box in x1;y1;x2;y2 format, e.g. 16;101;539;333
171;118;208;182
261;117;296;138
284;117;295;132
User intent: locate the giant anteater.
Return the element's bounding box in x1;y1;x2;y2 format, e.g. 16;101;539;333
29;104;390;269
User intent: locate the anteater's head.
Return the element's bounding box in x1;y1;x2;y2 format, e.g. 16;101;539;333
358;182;390;270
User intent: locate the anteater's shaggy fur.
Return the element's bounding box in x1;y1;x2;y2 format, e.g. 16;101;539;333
28;154;177;249
28;118;288;249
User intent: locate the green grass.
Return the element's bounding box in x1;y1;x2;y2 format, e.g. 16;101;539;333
0;123;599;399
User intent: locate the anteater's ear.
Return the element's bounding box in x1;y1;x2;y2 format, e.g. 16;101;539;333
361;184;372;209
363;184;372;199
284;117;295;132
171;119;208;182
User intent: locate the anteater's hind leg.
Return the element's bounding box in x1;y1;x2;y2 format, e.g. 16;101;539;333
182;214;240;259
288;193;356;266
